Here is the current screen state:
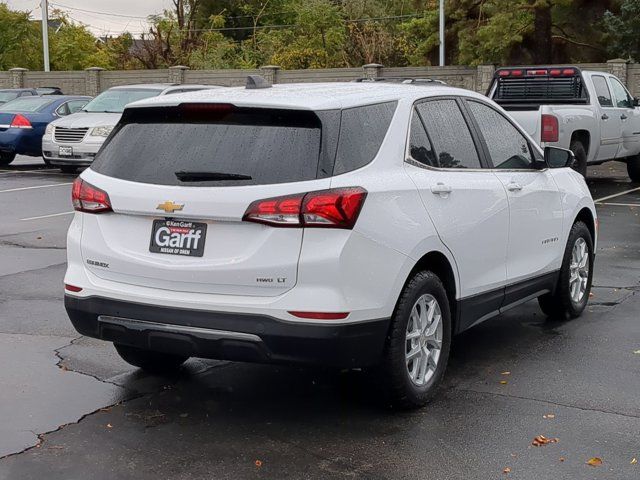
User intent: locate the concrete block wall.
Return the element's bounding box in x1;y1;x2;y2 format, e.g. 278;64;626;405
3;61;639;97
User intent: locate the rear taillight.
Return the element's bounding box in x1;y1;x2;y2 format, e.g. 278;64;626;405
64;283;83;293
10;114;32;129
541;114;559;143
72;178;112;213
243;187;367;229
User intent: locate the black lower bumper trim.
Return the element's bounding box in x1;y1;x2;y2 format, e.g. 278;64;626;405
65;295;390;368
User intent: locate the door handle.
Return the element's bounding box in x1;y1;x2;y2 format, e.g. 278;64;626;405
601;114;609;120
621;114;628;120
506;182;523;192
431;183;452;195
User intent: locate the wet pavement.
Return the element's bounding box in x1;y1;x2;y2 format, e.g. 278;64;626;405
0;157;638;479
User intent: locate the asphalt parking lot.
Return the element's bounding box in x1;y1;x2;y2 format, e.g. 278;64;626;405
0;156;638;480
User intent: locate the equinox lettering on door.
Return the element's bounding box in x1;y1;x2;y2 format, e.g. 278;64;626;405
149;219;207;257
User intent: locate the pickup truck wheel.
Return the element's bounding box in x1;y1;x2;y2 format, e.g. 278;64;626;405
114;343;188;374
0;152;16;166
538;221;594;320
379;271;452;409
570;140;587;177
627;154;640;182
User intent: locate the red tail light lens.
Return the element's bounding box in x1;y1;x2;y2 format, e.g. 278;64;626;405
10;114;32;129
64;283;83;293
288;311;350;320
243;187;367;229
541;114;559;143
72;178;112;213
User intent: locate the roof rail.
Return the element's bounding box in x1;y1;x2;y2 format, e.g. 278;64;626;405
353;77;447;85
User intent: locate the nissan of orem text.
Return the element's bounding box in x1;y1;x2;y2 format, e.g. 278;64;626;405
65;78;596;408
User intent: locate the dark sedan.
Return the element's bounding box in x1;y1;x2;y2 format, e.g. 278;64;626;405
0;95;90;166
0;88;38;106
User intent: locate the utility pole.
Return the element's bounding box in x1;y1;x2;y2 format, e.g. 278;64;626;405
41;0;50;72
439;0;445;67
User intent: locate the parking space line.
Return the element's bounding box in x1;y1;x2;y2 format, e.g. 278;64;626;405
0;183;72;193
20;211;74;221
594;186;640;203
596;202;640;207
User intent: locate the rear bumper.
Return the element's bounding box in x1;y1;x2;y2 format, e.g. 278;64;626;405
65;295;390;368
0;129;39;156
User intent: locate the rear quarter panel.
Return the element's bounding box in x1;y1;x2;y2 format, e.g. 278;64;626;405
542;104;599;162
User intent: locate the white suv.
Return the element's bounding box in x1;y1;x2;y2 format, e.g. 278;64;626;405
64;79;596;408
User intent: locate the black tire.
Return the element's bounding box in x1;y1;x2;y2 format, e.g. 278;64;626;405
0;151;16;166
60;165;77;174
538;221;594;320
380;271;452;409
627;154;640;182
570;140;587;177
114;343;188;374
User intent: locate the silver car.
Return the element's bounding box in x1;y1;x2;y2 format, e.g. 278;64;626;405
43;83;222;173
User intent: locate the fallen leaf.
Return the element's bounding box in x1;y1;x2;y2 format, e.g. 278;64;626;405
543;414;556;419
500;380;508;385
501;371;511;375
559;457;565;462
503;467;511;474
631;458;637;465
106;423;113;429
586;457;602;467
532;435;559;447
36;236;43;240
255;460;263;468
589;292;594;298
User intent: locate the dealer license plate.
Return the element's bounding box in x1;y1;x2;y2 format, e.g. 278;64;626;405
149;219;207;257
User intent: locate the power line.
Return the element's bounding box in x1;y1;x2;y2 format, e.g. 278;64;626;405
49;1;149;19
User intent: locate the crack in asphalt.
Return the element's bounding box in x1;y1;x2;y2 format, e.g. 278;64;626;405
456;388;640;420
0;239;65;250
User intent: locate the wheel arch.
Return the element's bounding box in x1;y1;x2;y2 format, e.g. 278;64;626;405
401;250;459;332
575;206;596;244
570;130;591;158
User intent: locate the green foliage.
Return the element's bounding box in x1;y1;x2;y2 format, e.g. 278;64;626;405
0;0;626;72
604;0;640;61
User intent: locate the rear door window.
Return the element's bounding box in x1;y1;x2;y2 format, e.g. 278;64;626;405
92;106;324;186
416;99;482;169
592;76;613;107
407;109;438;167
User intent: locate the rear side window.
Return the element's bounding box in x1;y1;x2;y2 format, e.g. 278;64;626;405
592;76;613;107
417;99;481;169
333;102;397;175
92;106;324;186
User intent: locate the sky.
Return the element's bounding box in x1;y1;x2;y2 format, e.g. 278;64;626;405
5;0;174;36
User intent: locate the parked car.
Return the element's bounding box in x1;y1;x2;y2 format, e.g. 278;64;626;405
36;86;64;95
43;83;223;173
487;66;640;181
64;79;596;408
0;95;91;166
0;88;39;106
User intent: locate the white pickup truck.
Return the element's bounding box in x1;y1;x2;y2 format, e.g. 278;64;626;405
487;66;640;180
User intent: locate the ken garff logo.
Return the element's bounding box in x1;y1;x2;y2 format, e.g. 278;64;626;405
157;201;184;213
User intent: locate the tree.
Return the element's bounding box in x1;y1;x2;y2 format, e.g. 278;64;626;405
603;0;640;61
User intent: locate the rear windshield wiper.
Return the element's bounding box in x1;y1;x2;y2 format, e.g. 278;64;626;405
175;171;253;182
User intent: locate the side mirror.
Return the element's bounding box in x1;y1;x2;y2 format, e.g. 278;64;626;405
545;146;576;169
634;97;640;107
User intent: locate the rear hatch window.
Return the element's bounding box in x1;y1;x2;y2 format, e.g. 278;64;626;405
91;102;397;186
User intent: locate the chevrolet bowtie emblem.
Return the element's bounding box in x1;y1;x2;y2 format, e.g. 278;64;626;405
156;201;184;213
